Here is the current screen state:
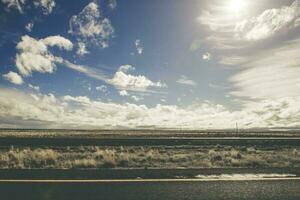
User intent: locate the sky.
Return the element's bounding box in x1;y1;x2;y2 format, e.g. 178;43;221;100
0;0;300;129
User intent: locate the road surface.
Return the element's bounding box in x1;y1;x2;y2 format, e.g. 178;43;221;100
0;178;299;200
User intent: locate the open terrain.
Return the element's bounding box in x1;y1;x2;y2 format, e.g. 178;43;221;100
0;145;299;169
0;129;299;199
1;129;300;138
0;129;299;170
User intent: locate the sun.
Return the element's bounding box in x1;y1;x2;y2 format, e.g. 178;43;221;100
227;0;246;13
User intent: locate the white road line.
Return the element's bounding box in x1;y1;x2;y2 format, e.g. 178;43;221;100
104;137;300;140
0;177;300;183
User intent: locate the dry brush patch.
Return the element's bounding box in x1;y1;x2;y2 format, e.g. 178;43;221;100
0;145;299;169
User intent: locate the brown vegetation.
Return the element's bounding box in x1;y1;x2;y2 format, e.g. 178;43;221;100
0;145;299;169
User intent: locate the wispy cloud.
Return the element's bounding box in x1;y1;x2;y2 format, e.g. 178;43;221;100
25;22;34;32
1;0;26;13
202;52;211;60
28;84;40;91
1;0;56;14
76;42;89;56
131;95;143;102
135;39;143;55
108;0;117;10
176;75;197;86
62;60;108;82
230;38;300;99
33;0;56;15
118;65;135;73
96;85;107;93
209;83;229;90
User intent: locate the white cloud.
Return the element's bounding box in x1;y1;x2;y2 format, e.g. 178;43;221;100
13;36;163;94
63;95;91;105
76;42;89;56
131;95;143;102
44;62;165;93
1;0;55;14
2;71;23;85
2;88;300;129
28;84;40;91
108;0;117;9
235;1;300;41
16;52;55;76
119;90;128;96
69;2;114;51
25;22;34;32
176;75;197;86
109;69;166;92
41;36;73;50
15;45;164;95
17;35;48;55
198;1;300;50
118;64;135;73
15;35;73;76
96;85;107;93
202;52;211;60
1;0;26;13
33;0;55;15
135;39;143;55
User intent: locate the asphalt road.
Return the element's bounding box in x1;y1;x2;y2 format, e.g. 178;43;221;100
0;179;299;200
0;168;299;180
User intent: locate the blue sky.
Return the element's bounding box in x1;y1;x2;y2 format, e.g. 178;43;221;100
1;0;300;129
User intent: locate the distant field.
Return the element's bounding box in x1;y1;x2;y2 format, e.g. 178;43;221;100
0;129;299;170
0;145;299;169
1;129;300;138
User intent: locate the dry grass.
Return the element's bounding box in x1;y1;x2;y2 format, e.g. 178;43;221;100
0;147;58;169
0;145;299;169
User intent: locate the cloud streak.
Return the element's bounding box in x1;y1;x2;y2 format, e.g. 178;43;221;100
176;75;197;86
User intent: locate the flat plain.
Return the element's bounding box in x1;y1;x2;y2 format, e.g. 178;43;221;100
0;129;299;200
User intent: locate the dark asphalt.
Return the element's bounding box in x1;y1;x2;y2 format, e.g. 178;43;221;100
0;179;299;200
0;168;299;180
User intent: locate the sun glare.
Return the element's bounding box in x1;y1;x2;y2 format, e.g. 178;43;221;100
227;0;246;13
